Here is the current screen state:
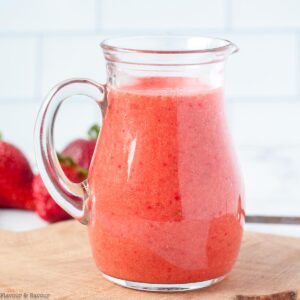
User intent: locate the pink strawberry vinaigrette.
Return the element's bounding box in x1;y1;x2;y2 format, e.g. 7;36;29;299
88;77;244;284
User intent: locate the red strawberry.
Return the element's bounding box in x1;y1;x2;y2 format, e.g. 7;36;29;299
0;133;34;210
62;124;100;170
33;155;87;223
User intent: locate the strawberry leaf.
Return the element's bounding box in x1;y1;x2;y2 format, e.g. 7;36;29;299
57;153;76;167
88;124;100;140
57;152;88;178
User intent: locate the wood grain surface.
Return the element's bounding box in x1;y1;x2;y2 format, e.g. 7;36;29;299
0;220;299;299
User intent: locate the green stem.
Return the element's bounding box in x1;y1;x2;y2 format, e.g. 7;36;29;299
77;166;88;177
0;132;2;140
57;152;76;167
88;124;100;140
57;152;88;177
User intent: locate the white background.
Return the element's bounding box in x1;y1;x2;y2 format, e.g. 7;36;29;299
0;0;300;234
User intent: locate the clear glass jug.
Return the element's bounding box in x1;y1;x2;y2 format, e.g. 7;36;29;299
35;36;244;292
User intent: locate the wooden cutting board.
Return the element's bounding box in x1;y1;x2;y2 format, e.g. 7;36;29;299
0;220;299;300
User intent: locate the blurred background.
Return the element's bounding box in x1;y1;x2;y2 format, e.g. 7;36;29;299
0;0;299;234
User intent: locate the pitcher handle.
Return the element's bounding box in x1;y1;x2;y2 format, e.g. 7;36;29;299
34;78;107;224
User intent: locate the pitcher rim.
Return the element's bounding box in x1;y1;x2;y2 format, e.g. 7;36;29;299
100;35;238;55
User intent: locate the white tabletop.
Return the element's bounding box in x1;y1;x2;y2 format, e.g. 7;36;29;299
0;209;48;231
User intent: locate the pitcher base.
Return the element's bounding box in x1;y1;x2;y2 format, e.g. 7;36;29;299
102;273;226;292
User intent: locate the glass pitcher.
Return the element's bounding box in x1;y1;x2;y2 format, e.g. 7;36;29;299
35;36;245;292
